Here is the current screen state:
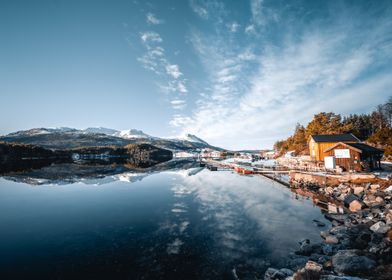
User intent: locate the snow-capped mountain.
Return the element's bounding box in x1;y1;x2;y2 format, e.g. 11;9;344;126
175;134;208;145
82;127;118;135
7;127;77;137
114;129;152;139
7;127;152;139
0;127;220;151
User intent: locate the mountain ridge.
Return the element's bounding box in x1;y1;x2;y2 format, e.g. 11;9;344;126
0;127;222;151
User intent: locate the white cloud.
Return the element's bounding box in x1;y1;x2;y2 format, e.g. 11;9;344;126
229;22;240;33
170;99;187;110
165;64;183;79
170;115;194;127
190;0;208;19
146;13;163;25
245;24;255;34
140;31;162;43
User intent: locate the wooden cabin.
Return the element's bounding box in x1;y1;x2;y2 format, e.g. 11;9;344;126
324;142;383;172
309;134;360;161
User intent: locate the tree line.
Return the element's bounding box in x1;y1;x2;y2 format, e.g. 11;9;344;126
274;96;392;159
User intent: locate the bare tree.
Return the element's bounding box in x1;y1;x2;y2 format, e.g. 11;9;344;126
383;96;392;127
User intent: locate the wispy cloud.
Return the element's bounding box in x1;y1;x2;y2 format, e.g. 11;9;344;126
176;0;392;149
170;99;187;110
189;0;209;19
140;31;162;43
138;28;189;112
228;22;240;33
165;64;183;79
146;13;164;25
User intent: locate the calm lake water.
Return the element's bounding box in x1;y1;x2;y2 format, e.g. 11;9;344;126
0;163;330;279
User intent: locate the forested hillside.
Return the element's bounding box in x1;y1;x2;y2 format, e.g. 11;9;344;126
274;96;392;159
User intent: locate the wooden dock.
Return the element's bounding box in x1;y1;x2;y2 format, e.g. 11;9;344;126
201;159;291;186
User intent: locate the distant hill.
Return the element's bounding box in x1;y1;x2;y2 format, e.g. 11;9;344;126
0;127;222;151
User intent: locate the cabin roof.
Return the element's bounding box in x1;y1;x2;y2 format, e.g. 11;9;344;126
347;143;384;154
310;133;359;143
324;142;384;154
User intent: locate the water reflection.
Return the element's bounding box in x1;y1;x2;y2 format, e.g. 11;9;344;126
0;161;330;279
0;159;199;186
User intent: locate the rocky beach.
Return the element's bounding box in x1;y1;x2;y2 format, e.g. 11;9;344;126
263;176;392;280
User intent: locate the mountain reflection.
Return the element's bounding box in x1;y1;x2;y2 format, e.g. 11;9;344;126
0;159;200;186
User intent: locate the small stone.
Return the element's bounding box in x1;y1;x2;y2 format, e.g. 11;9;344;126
370;184;380;192
385;213;392;225
279;268;294;276
353;186;364;196
264;268;279;280
370;221;390;234
322;244;334;256
363;195;377;207
337;194;347;201
386;229;392;242
325;235;339;244
384;185;392;193
305;260;322;272
325;186;334;195
349;200;363;212
294;261;323;280
320;275;364;280
320;231;329;239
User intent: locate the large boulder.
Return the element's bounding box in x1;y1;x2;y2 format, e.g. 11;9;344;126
332;250;376;275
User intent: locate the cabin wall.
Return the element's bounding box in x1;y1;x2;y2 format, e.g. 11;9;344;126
324;144;362;172
316;142;344;161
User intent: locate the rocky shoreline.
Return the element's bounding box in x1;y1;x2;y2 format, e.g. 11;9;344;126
264;178;392;280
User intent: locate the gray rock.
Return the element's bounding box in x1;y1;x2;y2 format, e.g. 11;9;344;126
321;231;330;239
286;255;309;271
296;243;323;256
384;185;392;193
264;267;293;280
264;268;279;280
332;250;376;274
294;261;323;280
321;275;365;280
279;268;294;276
370;221;390;234
322;244;334;256
313;219;326;227
325;235;339;244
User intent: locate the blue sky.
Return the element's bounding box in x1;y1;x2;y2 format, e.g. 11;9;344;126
1;0;391;149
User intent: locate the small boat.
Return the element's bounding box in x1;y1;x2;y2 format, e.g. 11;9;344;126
234;166;254;175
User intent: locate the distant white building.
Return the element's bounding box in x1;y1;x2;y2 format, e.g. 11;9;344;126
201;148;221;159
174;151;198;158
